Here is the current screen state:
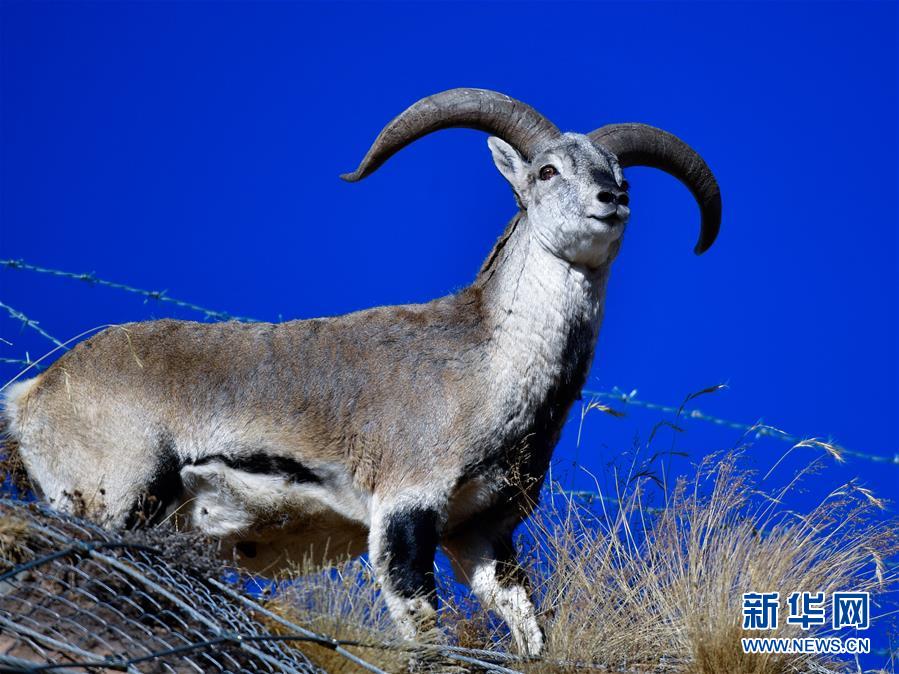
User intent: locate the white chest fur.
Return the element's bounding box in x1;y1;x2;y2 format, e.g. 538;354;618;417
480;219;610;435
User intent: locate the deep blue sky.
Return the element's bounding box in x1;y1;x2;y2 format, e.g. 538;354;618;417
0;0;896;660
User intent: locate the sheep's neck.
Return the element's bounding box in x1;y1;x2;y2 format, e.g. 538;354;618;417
473;213;611;458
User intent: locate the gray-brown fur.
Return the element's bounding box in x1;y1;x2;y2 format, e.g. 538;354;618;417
1;88;720;655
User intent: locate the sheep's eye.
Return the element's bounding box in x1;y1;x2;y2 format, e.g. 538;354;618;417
620;179;630;191
539;165;557;181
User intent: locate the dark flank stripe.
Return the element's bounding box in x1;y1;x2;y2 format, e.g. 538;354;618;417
193;452;321;484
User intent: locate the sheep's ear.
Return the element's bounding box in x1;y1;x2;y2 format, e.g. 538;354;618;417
488;137;531;206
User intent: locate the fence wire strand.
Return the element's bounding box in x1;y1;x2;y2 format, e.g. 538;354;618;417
0;301;64;349
580;388;899;466
1;259;255;322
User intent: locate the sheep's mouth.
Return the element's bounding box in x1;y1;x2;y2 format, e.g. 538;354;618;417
587;214;623;226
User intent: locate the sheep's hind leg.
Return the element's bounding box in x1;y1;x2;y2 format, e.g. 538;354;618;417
369;498;444;641
444;529;544;657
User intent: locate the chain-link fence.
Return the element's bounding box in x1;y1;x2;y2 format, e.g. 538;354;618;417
0;498;352;674
0;498;532;674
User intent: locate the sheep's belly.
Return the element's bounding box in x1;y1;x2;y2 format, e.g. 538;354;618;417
180;464;370;574
231;504;370;574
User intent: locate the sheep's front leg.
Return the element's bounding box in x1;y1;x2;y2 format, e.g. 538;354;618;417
369;498;443;640
445;530;544;656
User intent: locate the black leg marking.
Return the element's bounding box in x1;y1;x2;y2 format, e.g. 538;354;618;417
193;452;320;485
382;508;441;608
125;430;183;529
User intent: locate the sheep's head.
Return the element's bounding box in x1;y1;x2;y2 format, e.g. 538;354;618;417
342;88;722;263
488;133;629;268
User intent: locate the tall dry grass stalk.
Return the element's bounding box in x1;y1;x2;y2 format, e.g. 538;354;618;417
519;451;897;673
268;448;897;673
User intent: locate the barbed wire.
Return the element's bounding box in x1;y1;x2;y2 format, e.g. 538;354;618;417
0;299;65;348
581;388;899;466
1;257;896;467
1;258;256;322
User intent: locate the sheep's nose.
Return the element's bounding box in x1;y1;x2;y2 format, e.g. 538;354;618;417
597;190;629;206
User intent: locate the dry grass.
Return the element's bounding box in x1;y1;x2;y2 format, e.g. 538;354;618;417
0;416;31;497
262;556;466;673
263;557;409;673
517;452;898;674
268;449;897;674
0;419;32;568
0;512;29;569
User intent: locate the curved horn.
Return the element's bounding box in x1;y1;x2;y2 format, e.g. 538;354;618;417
589;124;721;254
341;88;561;182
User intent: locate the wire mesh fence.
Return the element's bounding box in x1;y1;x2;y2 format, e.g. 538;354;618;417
0;498;359;674
0;498;536;674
